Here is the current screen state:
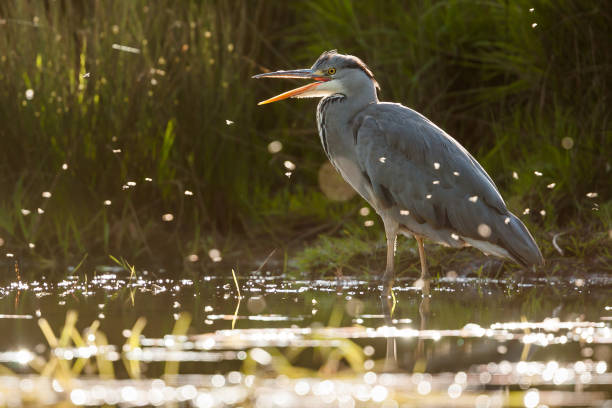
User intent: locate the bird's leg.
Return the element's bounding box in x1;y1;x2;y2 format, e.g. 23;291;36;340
415;235;429;281
382;226;397;287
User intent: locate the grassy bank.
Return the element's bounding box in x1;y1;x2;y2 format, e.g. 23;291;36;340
0;0;609;274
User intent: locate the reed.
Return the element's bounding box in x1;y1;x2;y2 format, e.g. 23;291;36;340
0;0;608;270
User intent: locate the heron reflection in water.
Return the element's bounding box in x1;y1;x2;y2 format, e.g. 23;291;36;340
380;279;430;371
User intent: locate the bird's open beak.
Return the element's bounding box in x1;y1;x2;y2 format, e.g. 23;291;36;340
252;69;330;105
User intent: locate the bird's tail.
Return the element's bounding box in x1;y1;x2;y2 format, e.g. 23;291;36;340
499;213;544;267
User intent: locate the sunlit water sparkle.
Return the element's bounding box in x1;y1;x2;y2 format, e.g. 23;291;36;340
0;269;610;406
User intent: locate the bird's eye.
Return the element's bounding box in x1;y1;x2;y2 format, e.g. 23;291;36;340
327;67;336;75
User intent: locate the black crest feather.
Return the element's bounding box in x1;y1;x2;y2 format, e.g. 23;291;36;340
314;50;380;90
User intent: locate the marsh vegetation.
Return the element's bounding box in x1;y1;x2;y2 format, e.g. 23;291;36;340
0;0;609;272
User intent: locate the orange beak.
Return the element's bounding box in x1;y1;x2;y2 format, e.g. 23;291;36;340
252;69;330;105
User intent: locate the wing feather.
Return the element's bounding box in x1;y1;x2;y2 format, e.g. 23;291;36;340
353;103;543;266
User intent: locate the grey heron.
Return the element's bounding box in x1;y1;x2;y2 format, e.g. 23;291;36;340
253;50;544;284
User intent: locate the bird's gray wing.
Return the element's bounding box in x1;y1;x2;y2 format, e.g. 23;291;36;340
353;103;542;266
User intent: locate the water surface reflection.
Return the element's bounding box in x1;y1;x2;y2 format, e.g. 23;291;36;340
0;269;610;406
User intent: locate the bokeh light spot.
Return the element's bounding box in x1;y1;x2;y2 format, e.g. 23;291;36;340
208;248;222;262
478;224;492;238
561;137;574;149
267;141;282;154
318;162;356;201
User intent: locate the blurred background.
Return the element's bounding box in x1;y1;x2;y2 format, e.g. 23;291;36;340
0;0;610;274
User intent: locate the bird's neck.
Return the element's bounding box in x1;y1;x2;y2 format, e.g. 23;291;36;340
320;85;378;120
316;86;378;163
343;83;379;111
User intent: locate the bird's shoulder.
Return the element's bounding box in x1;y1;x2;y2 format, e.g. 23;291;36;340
354;102;462;154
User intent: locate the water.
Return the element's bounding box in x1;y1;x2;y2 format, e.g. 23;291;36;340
0;267;610;407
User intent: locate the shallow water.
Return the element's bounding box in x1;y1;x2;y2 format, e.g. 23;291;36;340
0;268;610;407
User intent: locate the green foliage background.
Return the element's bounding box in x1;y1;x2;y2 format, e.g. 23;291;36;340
0;0;609;269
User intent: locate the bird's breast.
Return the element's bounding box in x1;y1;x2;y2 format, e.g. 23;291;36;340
316;96;376;205
316;95;344;162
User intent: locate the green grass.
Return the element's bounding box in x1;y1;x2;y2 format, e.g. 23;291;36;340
0;1;285;267
0;0;609;274
293;224;612;279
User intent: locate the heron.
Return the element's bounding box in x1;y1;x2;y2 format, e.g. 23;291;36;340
253;50;543;284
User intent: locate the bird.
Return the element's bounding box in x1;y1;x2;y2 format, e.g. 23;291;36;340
253;50;544;284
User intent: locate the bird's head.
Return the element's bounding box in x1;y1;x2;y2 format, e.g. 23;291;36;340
252;50;379;105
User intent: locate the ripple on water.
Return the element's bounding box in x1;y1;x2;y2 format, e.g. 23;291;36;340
0;272;609;406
